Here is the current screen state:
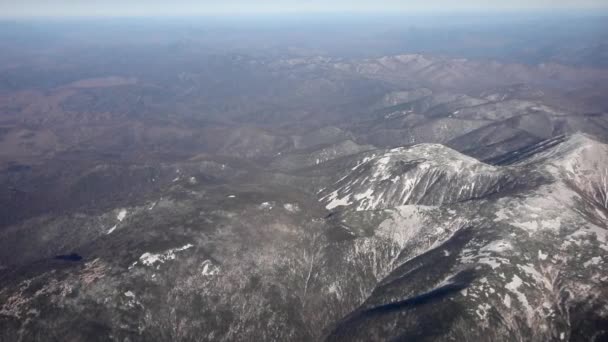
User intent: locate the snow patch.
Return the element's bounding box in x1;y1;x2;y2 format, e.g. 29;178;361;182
259;202;273;210
123;290;141;308
201;260;220;276
283;203;300;213
480;240;512;254
515;220;539;231
354;188;374;201
106;225;117;235
583;256;602;268
477;257;503;269
494;208;509;222
328;283;342;300
117;209;128;222
324;190;352;210
137;244;194;267
505;275;533;321
476;303;491;320
503;294;512;308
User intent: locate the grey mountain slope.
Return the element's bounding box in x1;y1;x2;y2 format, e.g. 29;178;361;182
318;143;546;211
323;133;608;341
3;30;608;342
0;134;606;342
270;139;375;171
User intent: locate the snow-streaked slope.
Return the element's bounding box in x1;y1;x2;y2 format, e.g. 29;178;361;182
320;143;519;211
325;133;608;342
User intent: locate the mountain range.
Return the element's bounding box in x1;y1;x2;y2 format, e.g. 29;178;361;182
1;18;608;341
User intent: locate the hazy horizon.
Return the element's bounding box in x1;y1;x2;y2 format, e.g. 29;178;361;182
2;0;608;18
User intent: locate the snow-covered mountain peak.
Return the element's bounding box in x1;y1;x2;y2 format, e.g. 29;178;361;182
325;135;608;342
514;133;607;169
320;143;503;211
551;133;608;170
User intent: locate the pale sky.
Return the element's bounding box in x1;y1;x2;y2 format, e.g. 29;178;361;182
1;0;607;17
